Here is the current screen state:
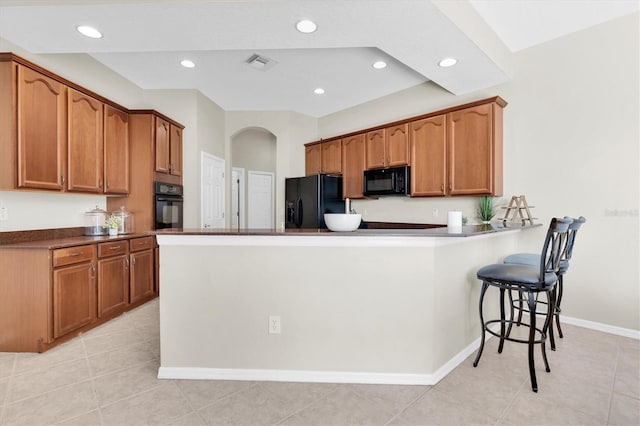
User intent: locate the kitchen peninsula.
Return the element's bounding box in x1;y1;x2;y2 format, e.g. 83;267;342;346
155;224;539;385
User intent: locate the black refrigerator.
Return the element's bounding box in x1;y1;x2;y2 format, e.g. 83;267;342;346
285;174;345;229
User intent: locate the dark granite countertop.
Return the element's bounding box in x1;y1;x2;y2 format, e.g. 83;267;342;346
154;222;540;238
0;233;152;250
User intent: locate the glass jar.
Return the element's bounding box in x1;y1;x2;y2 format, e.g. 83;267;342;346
84;206;108;236
111;206;134;234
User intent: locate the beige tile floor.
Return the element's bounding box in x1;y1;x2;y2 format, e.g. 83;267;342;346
0;298;638;425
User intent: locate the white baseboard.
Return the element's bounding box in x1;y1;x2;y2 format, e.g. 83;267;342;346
157;321;639;385
158;366;435;385
157;329;495;386
562;315;640;339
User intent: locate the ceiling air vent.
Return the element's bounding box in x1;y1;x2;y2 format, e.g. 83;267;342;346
245;53;277;71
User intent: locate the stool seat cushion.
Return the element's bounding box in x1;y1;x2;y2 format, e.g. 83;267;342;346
504;253;570;274
477;263;558;287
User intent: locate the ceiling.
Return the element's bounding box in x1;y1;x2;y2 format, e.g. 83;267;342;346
0;0;637;117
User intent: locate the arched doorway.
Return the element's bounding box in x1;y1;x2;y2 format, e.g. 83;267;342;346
230;128;277;229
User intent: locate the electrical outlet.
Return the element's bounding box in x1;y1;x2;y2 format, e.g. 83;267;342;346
432;208;439;217
0;206;8;221
269;315;281;334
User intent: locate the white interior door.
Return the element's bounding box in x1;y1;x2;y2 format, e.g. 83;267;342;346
201;152;225;228
231;167;245;229
248;171;274;229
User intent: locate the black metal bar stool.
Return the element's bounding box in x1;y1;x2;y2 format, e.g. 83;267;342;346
474;217;572;392
503;217;586;350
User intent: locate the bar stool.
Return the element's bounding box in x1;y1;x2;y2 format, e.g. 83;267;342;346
503;217;586;349
474;217;572;392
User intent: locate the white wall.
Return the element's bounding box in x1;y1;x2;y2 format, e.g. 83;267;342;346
316;13;639;330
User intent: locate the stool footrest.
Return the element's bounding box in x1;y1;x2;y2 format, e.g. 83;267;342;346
484;319;547;345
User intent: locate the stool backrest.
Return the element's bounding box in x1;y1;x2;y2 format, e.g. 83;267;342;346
539;217;573;280
563;216;586;261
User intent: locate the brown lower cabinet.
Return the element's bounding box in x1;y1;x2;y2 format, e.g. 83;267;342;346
53;246;97;339
97;240;129;318
0;235;157;353
130;237;154;304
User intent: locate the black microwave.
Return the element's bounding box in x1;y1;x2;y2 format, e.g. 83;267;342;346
363;166;410;196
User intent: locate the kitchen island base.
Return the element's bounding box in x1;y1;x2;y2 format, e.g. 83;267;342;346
156;230;530;385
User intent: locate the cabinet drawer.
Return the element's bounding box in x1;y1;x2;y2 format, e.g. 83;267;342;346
52;245;96;268
98;241;128;258
129;237;154;252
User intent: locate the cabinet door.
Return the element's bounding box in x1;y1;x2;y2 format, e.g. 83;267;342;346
341;134;366;198
321;139;342;174
410;115;447;197
386;124;409;167
104;105;129;194
130;250;154;304
365;129;385;170
16;65;66;190
53;262;96;338
155;117;170;173
447;104;494;195
97;255;129;318
305;144;322;176
67;88;103;193
169;124;182;176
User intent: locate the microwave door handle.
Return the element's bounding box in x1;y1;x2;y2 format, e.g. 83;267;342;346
391;173;396;191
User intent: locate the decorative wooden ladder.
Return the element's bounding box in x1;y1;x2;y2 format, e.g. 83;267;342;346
500;195;536;225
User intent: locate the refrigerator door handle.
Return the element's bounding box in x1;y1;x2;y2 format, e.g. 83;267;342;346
296;198;303;227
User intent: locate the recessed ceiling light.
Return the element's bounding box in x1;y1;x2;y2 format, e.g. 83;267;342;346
296;19;317;34
372;61;387;69
76;25;102;39
438;57;457;67
180;59;196;68
314;88;325;95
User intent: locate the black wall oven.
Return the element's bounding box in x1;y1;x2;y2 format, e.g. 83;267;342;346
154;182;184;229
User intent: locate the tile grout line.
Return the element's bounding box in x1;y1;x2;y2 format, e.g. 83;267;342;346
605;336;622;425
0;354;17;425
172;377;208;425
82;332;106;426
273;383;343;425
382;384;433;426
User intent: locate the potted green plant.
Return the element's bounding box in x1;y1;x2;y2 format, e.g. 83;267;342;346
477;196;495;224
103;215;122;236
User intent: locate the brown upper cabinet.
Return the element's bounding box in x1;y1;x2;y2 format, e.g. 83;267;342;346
447;103;502;196
8;64;67;191
341;134;366;199
305;144;322;176
0;54;137;195
169;124;183;177
410;115;447;197
104;105;130;194
322;139;342;174
155;117;170;174
305;139;342;176
365;124;409;170
307;96;505;198
67;88;104;193
155;118;183;177
411;102;504;196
